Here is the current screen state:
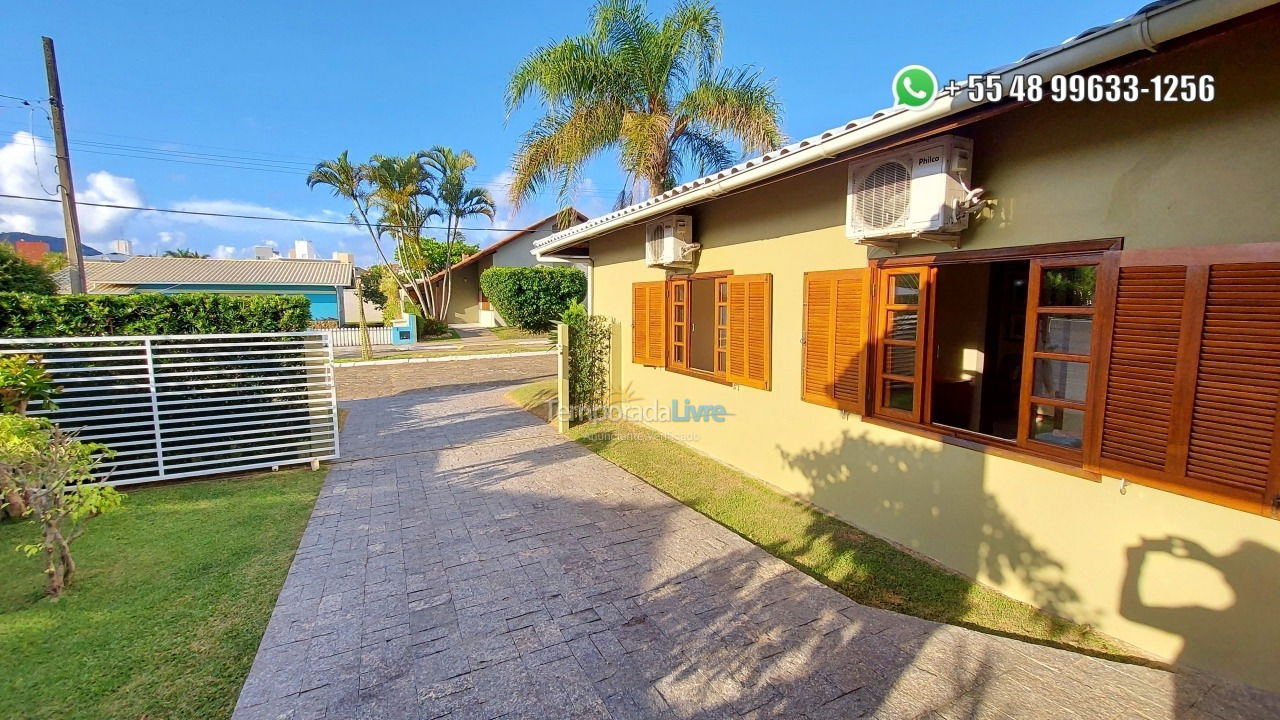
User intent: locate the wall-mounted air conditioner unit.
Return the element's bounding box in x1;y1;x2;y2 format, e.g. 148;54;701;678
846;135;981;251
645;215;698;268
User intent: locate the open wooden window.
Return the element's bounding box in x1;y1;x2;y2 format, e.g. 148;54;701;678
1086;244;1280;515
1019;258;1100;459
668;277;689;370
724;273;772;390
631;281;665;366
873;267;930;422
802;269;868;413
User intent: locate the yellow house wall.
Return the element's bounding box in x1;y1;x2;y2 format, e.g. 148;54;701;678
586;22;1280;692
443;264;481;325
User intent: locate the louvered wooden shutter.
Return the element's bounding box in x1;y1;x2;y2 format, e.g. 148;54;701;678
1087;245;1280;514
631;281;666;366
726;274;772;390
803;269;868;412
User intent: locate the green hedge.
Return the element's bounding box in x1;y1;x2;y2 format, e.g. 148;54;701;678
479;266;586;332
0;292;311;338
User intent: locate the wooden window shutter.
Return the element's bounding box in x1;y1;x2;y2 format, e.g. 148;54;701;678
631;281;666;366
725;273;772;390
802;269;868;412
1087;245;1280;514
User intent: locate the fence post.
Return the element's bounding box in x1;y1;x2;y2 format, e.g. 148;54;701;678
142;338;167;480
556;322;570;433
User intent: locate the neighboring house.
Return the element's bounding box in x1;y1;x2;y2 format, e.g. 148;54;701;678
84;256;354;321
431;210;587;325
534;1;1280;693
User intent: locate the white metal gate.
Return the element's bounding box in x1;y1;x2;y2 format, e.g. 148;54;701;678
0;332;339;487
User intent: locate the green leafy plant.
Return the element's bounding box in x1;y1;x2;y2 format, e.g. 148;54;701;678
0;354;60;518
480;266;586;332
0;246;59;295
0;414;123;598
0;354;60;415
360;265;389;309
562;301;611;421
0;292;310;338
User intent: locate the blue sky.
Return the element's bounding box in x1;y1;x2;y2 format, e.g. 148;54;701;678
0;0;1141;264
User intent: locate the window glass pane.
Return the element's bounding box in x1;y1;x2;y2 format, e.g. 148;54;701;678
1040;266;1096;307
884;380;914;411
1030;404;1085;449
1032;359;1089;404
673;306;684;323
674;284;685;301
715;351;725;372
885;346;916;377
890;274;921;305
673;346;684;363
717;306;727;325
673;325;683;343
885;310;918;340
716;328;726;350
717;282;728;302
1036;315;1092;355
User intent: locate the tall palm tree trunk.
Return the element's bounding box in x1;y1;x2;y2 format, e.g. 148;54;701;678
356;286;372;361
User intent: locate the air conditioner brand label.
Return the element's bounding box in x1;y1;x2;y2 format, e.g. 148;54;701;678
917;155;941;166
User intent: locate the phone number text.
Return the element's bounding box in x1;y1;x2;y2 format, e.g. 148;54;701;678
961;74;1215;103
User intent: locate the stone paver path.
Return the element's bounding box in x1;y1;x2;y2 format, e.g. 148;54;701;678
234;364;1279;719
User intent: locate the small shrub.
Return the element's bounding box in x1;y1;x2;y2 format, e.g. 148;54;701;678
0;292;311;338
0;414;123;598
0;246;58;295
561;301;611;421
480;266;586;332
417;315;450;337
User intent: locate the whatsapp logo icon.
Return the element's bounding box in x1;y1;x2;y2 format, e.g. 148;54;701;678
892;65;938;110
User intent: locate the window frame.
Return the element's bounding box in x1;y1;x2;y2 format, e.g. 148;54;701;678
665;270;733;384
866;238;1121;472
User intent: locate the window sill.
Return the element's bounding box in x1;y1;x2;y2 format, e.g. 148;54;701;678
860;415;1101;482
665;365;732;386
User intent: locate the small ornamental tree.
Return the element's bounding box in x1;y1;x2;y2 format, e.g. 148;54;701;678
479;266;586;332
0;354;60;517
0;415;123;598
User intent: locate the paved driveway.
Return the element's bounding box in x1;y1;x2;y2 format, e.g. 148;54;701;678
234;359;1277;719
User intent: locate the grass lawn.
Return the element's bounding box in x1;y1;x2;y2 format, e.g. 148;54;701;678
508;380;1143;663
488;326;552;341
0;468;326;720
333;345;554;364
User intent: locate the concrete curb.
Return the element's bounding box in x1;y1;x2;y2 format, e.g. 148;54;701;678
332;348;557;368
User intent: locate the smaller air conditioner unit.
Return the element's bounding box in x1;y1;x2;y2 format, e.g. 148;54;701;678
846;135;979;251
645;215;699;268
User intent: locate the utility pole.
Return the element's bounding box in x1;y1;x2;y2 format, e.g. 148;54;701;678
42;36;86;293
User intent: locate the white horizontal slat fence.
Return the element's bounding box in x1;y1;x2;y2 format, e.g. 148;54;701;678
0;332;339;487
325;326;392;347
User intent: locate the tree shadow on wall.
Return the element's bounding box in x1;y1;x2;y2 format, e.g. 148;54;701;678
777;429;1108;655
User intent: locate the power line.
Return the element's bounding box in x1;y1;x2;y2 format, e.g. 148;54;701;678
0;192;561;235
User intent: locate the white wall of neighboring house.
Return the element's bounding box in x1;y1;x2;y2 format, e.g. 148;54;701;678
341;288;383;324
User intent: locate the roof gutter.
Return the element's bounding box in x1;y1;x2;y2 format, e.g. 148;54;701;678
534;0;1270;259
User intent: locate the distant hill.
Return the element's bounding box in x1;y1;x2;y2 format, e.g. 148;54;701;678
0;232;102;256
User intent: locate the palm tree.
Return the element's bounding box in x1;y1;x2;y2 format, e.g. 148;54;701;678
422;147;495;321
505;0;783;213
364;153;441;319
306;151;411;360
162;248;208;258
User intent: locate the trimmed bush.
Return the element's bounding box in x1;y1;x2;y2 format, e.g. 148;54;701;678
480;266;586;332
0;292;311;338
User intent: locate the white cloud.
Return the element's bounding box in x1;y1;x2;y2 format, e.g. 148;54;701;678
0;131;140;248
211;244;239;259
